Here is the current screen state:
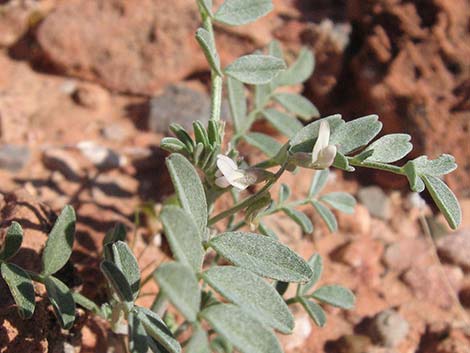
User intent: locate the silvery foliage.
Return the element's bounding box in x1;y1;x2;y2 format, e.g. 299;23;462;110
1;1;461;353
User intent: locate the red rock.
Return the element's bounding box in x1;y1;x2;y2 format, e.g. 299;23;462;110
346;0;470;195
36;0;206;95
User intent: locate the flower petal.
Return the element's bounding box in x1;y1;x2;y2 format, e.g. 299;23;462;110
215;176;231;188
315;145;337;169
217;154;238;176
311;121;330;163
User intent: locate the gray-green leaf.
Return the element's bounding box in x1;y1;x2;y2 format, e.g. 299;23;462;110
209;231;312;282
186;324;210;353
201;303;283;353
214;0;273;26
330;115;382;155
196;28;222;76
100;260;134;303
320;192;356;214
44;276;76;329
1;262;35;319
203;266;294;333
225;55;286;85
308;169;329;197
413;154;457;176
312;285;355;309
128;311;149;353
312;200;338;232
282;207;314;233
166;154;207;235
299;297;326;327
0;221;23;261
227;77;247;133
109;241;140;301
42;205;76;276
273;93;319;121
299;253;323;295
422;175;461;230
289;114;344;153
154;262;200;322
243;132;282;158
276;48;315;86
160;206;205;271
263;108;303;137
135;306;181;353
363;134;412;163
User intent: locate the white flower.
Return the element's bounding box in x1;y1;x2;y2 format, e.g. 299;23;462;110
215;155;262;190
311;120;337;169
290;120;337;170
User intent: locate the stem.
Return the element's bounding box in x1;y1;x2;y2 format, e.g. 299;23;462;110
208;164;287;226
348;158;404;175
285;297;299;305
199;3;222;123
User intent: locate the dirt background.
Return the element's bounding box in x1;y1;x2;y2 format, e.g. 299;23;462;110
0;0;469;352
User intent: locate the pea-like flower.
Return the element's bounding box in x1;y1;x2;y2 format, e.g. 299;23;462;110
215;155;270;190
290;120;337;169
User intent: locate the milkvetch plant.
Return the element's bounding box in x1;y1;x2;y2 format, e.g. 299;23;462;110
0;0;462;352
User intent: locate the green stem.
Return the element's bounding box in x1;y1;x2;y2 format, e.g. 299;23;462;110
208;164;287;226
285;297;299;305
348;158;404;175
199;3;222;123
